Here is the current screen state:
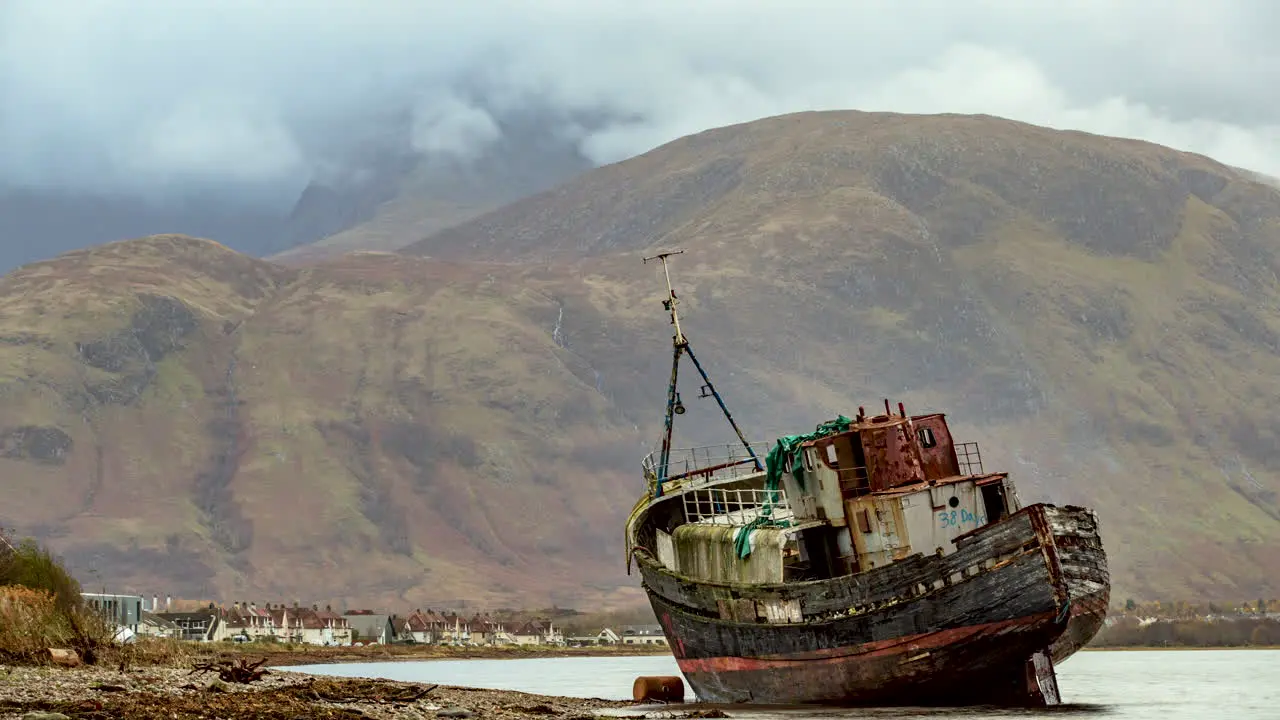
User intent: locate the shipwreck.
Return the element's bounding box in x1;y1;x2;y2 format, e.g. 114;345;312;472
624;251;1110;706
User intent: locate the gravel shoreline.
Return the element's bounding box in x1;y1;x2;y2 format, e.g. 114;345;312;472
0;664;647;720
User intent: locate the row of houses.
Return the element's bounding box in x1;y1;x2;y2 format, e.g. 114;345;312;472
84;593;667;648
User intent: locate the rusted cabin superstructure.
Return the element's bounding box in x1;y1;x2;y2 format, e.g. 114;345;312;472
645;402;1023;590
781;402;1018;580
640;400;1029;583
630;403;1108;707
626;252;1110;709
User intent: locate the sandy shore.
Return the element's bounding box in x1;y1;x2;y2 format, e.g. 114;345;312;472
0;663;648;720
239;643;672;667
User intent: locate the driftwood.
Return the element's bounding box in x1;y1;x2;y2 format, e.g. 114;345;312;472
298;678;437;705
189;657;269;683
48;648;82;667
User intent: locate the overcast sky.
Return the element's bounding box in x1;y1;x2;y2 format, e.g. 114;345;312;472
2;0;1277;203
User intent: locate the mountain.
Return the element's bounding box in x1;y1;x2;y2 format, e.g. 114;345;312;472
270;111;595;264
1236;167;1280;190
0;235;654;609
2;110;1278;608
0;188;292;272
406;110;1280;601
0;108;594;274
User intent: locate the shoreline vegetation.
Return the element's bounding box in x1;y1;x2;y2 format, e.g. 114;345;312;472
0;529;678;719
3;529;1279;718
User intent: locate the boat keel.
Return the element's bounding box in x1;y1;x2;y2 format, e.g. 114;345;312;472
1025;648;1061;707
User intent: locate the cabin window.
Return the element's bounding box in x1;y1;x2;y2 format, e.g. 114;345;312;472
802;448;815;472
824;443;838;467
918;427;937;449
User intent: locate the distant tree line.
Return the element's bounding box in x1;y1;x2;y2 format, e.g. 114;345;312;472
1117;598;1277;618
1094;616;1280;648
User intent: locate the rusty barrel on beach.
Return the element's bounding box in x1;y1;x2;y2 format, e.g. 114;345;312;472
633;675;685;703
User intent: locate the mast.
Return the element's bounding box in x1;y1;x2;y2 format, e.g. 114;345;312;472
643;250;761;495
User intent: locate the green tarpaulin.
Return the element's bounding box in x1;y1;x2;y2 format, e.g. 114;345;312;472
736;414;854;558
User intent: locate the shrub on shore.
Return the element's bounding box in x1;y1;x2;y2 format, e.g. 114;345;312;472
0;528;112;664
0;585;74;658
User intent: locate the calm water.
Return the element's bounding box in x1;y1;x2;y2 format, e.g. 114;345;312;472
288;650;1278;720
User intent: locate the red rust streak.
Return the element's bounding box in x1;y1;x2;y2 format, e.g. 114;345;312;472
677;611;1055;673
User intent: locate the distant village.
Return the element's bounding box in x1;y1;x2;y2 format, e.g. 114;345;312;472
1095;599;1280;647
81;592;669;648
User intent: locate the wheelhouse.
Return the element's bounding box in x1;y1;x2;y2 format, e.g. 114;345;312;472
635;400;1023;585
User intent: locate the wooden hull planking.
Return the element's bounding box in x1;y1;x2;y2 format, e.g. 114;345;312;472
633;503;1109;706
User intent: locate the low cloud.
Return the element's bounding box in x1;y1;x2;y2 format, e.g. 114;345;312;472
410;95;502;161
1;0;1278;200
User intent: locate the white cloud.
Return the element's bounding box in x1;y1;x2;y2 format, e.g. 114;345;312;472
410;96;501;161
119;92;304;183
1;0;1278;194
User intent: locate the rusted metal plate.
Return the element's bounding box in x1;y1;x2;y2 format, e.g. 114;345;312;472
856;508;872;534
912;413;962;480
859;417;926;491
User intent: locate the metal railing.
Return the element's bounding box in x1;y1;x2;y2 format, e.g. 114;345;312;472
831;466;871;495
643;442;772;485
681;485;793;526
956;442;984;475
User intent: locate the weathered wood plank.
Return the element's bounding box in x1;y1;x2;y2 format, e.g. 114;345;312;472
638;503;1103;625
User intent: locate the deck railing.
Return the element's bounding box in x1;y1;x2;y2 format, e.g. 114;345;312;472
642;442;772;485
956;442;984;475
681;485;793;526
643;439;988;489
832;466;871;496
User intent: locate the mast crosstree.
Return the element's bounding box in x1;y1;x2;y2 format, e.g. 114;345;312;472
643;250;761;494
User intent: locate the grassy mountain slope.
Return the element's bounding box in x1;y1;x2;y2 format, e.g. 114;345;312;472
2;111;1278;606
407;110;1280;600
0;237;648;609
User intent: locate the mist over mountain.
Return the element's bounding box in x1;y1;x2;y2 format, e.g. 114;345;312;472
0;102;598;271
3;2;1280;270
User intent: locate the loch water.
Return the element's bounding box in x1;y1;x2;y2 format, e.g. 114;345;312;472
289;649;1277;720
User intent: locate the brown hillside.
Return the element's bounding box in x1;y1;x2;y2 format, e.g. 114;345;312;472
2;110;1279;607
406;110;1280;601
0;237;650;609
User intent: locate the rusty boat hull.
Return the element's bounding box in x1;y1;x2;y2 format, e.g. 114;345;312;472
628;256;1109;707
633;503;1109;706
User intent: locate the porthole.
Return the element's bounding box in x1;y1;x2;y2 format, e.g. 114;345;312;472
948;496;959;508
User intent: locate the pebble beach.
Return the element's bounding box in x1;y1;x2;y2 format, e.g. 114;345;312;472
0;664;643;720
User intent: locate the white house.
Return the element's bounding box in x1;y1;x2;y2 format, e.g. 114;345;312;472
619;624;668;645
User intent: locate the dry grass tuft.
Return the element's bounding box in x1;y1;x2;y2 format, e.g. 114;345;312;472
0;585;115;664
0;586;70;659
